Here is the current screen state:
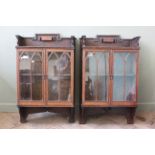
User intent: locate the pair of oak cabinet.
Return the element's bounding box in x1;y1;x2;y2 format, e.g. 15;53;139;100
16;34;140;124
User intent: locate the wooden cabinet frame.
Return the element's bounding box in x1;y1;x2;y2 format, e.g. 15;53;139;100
17;48;45;106
82;49;110;107
45;49;74;107
82;49;139;107
16;34;76;123
111;50;139;107
80;35;140;124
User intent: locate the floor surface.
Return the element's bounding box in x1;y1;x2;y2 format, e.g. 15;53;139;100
0;110;155;129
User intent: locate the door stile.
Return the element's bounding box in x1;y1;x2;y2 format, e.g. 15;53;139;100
108;50;111;105
71;51;74;104
82;50;86;104
135;52;139;103
95;56;99;101
16;50;20;104
42;49;46;104
45;49;48;104
30;53;33;100
109;50;113;106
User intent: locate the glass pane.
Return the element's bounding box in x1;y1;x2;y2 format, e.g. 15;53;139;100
32;76;42;100
20;84;31;100
48;52;70;76
20;75;30;84
58;53;71;76
60;78;71;100
19;51;43;101
19;52;32;75
85;52;109;101
113;53;137;101
48;52;60;77
48;52;60;100
48;78;58;100
48;52;71;101
32;52;42;75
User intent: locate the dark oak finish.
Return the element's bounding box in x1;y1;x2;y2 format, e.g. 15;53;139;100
16;34;76;123
80;35;140;124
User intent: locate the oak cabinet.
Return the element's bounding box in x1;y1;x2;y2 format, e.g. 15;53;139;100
80;35;140;124
16;34;75;123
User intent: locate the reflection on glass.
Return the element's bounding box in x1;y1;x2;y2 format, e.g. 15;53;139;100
32;53;42;75
85;52;109;101
48;52;70;76
32;76;42;100
20;75;30;84
19;52;32;74
60;78;71;100
48;52;71;101
20;84;31;100
113;53;137;101
48;79;58;100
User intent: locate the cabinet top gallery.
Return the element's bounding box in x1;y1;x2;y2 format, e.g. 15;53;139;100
16;34;75;49
80;35;140;50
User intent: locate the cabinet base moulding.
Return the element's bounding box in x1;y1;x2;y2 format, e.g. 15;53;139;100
79;107;137;124
18;106;75;123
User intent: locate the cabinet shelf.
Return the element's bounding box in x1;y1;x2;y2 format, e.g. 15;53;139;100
20;74;43;76
113;74;136;77
48;76;70;80
48;74;70;76
20;83;31;85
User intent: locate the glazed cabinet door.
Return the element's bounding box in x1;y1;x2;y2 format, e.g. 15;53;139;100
17;49;45;106
111;52;138;106
83;51;110;106
46;50;74;107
